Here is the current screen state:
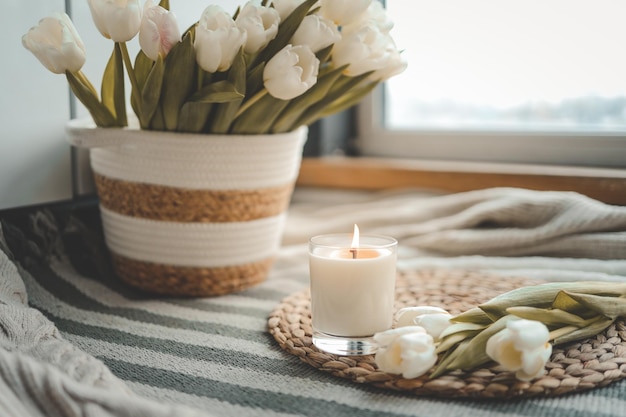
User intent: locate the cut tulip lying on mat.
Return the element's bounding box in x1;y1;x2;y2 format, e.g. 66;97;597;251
375;281;626;380
394;306;452;341
485;319;552;381
373;327;438;379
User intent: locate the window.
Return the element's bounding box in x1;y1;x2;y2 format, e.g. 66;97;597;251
357;0;626;168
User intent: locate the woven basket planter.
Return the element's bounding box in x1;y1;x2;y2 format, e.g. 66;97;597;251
66;118;307;296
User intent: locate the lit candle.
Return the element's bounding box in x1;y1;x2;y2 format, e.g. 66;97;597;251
308;225;397;355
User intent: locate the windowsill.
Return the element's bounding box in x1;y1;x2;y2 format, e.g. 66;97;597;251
296;156;626;205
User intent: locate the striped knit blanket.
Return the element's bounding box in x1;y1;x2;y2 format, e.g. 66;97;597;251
2;187;626;417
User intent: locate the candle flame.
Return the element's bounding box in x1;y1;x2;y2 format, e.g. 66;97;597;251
351;224;360;248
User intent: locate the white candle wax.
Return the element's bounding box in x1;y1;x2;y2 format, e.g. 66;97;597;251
309;246;397;337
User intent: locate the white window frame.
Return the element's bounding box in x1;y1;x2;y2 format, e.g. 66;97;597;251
356;83;626;169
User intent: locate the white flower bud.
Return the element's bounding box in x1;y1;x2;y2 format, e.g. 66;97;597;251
271;0;306;20
139;0;181;61
263;44;319;100
22;13;86;74
291;14;340;53
87;0;142;43
332;24;394;76
395;306;452;341
235;2;280;54
195;5;247;73
319;0;372;27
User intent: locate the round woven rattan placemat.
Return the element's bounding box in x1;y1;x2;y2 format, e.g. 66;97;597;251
268;269;626;399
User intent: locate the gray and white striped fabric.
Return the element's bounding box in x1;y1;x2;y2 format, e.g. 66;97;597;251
2;187;626;417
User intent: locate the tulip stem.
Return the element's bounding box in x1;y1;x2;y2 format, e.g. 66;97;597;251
117;42;142;115
75;70;99;99
234;89;268;119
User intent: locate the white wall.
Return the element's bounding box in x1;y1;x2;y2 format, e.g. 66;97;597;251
1;0;72;210
1;0;240;210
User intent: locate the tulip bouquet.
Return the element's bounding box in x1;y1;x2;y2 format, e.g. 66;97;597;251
374;281;626;381
22;0;406;134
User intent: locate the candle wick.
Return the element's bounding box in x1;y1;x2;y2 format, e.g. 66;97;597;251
350;248;357;259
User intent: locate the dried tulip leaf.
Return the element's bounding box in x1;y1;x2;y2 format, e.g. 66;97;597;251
479;282;626;321
436;329;481;355
506;306;588;326
451;307;493;325
439;322;486;340
429;340;470;379
560;291;626;319
444;315;515;373
552;317;615;346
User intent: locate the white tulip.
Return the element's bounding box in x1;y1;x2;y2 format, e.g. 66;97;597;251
370;47;407;81
195;5;247;73
291;14;340;53
332;25;394;76
343;1;394;35
373;326;437;379
395;306;452;341
263;44;319;100
271;0;306;20
87;0;142;42
486;319;552;381
22;13;86;74
319;0;372;27
235;2;280;54
139;0;181;61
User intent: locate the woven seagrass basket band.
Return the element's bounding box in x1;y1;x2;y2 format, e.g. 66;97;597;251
110;252;274;296
94;173;295;223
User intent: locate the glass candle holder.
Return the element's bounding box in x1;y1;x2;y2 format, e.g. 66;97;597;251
308;233;397;355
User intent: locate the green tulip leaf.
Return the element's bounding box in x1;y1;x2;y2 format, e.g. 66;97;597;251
315;44;334;64
66;71;117;127
131;50;153;119
319;82;377;118
158;0;169;10
271;65;346;133
230;93;289;134
101;44;127;126
292;72;373;128
177;102;212;133
161;33;196;131
245;62;266;97
210;48;246;133
189;80;244;103
141;55;165;129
